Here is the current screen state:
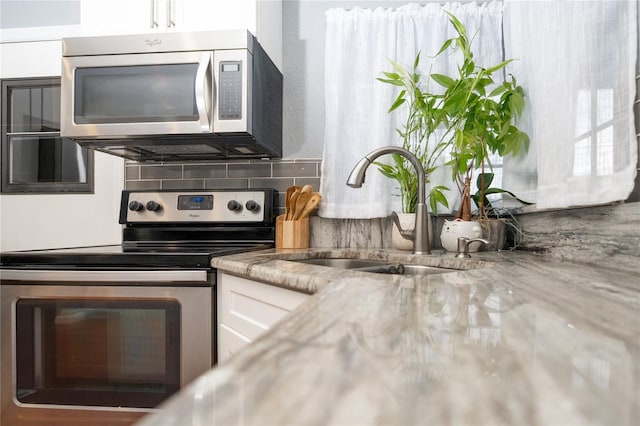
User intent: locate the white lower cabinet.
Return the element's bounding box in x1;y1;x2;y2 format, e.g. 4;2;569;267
217;271;308;362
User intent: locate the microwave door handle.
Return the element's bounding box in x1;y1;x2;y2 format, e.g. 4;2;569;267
195;54;212;131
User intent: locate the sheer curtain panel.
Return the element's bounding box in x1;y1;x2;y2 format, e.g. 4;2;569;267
504;0;638;209
320;2;504;218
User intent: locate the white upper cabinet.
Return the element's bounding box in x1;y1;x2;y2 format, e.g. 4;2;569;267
1;1;281;69
79;0;158;36
80;0;282;68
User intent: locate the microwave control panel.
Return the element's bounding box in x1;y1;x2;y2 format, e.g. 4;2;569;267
218;61;242;120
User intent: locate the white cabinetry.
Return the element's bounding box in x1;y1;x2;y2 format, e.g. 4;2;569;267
80;0;175;37
217;271;308;362
80;0;282;69
1;1;282;69
0;4;125;251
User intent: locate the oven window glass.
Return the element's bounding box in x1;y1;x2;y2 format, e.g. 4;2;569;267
74;64;199;124
15;299;180;408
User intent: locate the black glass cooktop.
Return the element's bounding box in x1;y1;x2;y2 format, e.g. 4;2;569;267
0;243;272;270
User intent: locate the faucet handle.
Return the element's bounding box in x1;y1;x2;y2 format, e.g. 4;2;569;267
455;237;489;258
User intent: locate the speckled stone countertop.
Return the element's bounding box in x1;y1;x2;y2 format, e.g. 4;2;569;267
137;248;640;426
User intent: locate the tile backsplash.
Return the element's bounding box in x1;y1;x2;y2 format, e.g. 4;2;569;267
124;159;322;216
124;152;640;265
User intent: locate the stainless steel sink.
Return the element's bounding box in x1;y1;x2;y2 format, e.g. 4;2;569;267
291;258;456;276
396;264;454;276
293;258;391;269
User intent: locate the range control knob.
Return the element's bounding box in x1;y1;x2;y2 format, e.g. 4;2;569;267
245;200;260;212
145;201;162;212
128;201;144;212
227;200;243;212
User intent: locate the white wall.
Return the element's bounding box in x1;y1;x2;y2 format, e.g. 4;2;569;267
0;40;124;251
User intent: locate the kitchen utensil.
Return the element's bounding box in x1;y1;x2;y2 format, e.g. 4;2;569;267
300;184;313;194
284;186;300;220
276;215;310;248
293;191;312;220
287;189;301;220
284;186;294;220
298;192;322;219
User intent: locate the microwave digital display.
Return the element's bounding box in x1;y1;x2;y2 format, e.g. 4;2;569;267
222;63;239;72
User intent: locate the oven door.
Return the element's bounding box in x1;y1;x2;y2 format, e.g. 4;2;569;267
1;269;214;426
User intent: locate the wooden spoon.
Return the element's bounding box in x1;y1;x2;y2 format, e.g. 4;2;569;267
287;189;301;220
300;184;313;194
284;185;300;220
293;190;311;220
298;192;322;219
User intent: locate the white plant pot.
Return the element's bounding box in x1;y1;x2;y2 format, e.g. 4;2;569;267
392;212;414;251
440;219;483;253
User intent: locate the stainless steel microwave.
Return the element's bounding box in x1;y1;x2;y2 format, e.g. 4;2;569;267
60;30;282;161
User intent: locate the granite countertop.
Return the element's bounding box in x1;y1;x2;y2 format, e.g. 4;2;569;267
137;248;639;425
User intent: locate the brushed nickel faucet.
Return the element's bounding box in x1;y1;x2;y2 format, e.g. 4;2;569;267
346;146;431;255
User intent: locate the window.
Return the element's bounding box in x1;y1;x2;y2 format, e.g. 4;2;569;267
573;88;615;177
1;77;93;193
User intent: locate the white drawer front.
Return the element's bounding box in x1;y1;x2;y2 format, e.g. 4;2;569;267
217;272;308;360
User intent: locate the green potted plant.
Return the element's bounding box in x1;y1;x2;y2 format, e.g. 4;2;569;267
375;53;450;249
430;13;530;252
376;53;450;215
376;12;529;251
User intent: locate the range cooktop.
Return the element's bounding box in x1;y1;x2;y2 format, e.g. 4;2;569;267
1;189;278;271
0;243;273;270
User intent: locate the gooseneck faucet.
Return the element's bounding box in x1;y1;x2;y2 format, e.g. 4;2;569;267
346;146;431;255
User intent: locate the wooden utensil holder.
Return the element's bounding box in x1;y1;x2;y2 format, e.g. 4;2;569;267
276;214;309;249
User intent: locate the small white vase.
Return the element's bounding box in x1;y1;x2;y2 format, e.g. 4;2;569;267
392;213;415;251
440;219;483;253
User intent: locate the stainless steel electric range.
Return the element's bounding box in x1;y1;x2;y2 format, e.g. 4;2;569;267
0;189;277;426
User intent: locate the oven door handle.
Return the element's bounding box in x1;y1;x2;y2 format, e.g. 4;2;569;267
0;269;209;283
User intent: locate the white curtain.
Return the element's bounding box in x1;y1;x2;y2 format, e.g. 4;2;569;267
320;2;504;218
503;0;638;209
